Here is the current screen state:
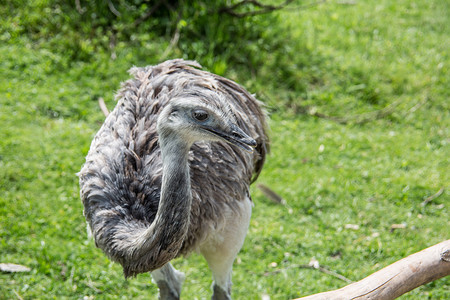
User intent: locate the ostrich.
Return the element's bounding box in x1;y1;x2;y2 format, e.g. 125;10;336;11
78;59;269;299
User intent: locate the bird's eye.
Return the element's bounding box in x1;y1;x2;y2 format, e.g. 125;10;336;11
192;109;209;121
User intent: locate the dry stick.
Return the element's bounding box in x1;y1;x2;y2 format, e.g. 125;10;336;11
98;97;110;118
12;290;24;300
160;0;184;61
300;264;353;284
107;0;121;17
279;0;327;12
75;0;86;14
218;0;295;17
305;97;404;125
295;240;450;300
133;0;166;27
219;0;292;13
69;267;75;291
160;22;181;60
86;273;102;293
407;94;428;114
315;265;354;284
219;0;325;17
307;93;429;125
264;263;353;284
257;184;285;204
109;30;117;60
421;187;445;206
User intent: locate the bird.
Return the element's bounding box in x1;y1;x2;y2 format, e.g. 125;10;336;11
78;59;269;299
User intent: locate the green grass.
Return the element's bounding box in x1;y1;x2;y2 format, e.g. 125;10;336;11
1;0;448;299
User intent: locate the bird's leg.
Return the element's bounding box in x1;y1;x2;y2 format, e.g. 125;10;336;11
151;263;185;300
201;198;253;300
203;249;234;300
212;283;232;300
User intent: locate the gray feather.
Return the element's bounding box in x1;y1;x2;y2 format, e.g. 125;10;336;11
79;59;269;277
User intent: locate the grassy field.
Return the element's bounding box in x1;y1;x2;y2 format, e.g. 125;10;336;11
1;0;448;299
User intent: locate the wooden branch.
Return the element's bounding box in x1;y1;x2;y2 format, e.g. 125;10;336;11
160;0;184;60
307;97;403;125
257;184;285;204
295;240;450;300
263;262;353;284
218;0;296;17
98;97;110;117
421;187;445;206
221;0;291;13
12;290;24;300
302;94;430;125
107;0;121;17
75;0;86;14
132;0;166;27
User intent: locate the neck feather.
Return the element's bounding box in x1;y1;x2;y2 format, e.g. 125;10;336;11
147;132;192;251
108;128;195;276
159;134;192;209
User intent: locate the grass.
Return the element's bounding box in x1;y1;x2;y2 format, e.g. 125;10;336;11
0;0;448;299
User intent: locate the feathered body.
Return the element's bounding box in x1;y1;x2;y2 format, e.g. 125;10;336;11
79;60;268;283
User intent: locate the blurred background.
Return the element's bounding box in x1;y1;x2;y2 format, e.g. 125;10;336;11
0;0;448;299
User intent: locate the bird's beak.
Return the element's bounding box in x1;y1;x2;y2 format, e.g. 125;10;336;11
203;124;257;153
226;124;257;153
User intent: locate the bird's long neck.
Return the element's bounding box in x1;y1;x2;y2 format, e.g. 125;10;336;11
158;134;192;226
142;131;192;259
118;129;194;277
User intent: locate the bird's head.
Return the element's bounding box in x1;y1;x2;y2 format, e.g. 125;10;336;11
157;96;256;153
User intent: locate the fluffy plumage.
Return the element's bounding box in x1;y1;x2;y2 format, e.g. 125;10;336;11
78;59;269;280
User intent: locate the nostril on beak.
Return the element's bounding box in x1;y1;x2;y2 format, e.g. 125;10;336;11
231;131;243;139
232;131;256;147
